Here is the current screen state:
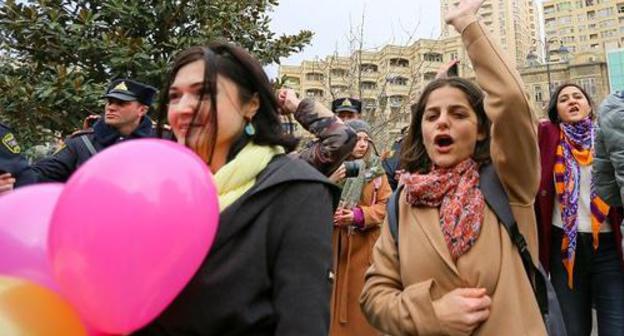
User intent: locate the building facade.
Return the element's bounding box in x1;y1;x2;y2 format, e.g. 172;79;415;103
441;0;541;67
279;36;466;139
542;0;624;58
279;0;620;145
520;51;610;115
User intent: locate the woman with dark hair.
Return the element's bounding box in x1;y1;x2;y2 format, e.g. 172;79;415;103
535;83;624;335
359;0;547;334
328;119;391;336
135;43;340;335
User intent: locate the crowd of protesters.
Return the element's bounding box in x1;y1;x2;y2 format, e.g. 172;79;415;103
2;0;624;335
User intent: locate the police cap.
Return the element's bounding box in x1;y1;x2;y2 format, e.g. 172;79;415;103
332;97;362;114
103;78;157;106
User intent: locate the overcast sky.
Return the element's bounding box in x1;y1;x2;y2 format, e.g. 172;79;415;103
265;0;442;78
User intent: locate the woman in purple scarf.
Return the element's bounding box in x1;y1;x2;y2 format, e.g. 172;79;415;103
535;83;624;336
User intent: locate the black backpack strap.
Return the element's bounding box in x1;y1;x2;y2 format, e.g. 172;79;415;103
387;185;404;245
478;164;548;315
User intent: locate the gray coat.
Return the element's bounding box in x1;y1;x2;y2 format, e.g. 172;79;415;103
595;92;624;207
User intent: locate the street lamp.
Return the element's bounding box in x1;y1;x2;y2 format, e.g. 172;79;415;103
526;38;570;97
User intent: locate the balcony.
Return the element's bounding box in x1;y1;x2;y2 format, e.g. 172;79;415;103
423;52;443;63
305;72;324;82
305;89;324;98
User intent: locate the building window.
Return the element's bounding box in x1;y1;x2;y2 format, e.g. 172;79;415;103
534;85;544;102
389;95;406;107
362;99;377;112
578;78;597;96
305;73;324;81
360;81;377;90
360;63;378;73
330;68;347;77
389;58;410;67
557;2;572;11
618;3;624;13
423;53;443;62
331;85;348;94
305;89;324;98
388;76;408;86
597;7;614;17
284;77;300;86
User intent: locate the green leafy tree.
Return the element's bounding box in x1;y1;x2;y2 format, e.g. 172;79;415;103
0;0;312;146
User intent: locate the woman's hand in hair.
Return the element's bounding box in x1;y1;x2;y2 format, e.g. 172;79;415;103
277;89;301;115
444;0;484;33
0;173;15;196
432;287;491;334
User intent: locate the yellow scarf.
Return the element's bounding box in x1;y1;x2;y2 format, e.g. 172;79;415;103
214;142;284;211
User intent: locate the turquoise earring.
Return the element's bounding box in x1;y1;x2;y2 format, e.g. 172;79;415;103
244;121;256;136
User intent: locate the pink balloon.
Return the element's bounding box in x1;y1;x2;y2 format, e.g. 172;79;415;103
49;139;219;334
0;184;63;291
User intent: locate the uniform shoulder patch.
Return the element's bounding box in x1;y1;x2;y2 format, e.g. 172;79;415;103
2;132;21;154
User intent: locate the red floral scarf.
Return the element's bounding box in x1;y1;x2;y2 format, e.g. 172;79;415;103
401;159;485;259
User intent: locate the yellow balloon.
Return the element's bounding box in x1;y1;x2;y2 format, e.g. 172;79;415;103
0;276;87;336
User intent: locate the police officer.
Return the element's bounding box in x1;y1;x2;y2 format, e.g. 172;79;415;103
33;78;157;182
331;97;362;121
0;122;38;193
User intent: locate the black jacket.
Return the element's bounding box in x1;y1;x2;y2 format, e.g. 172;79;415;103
135;155;339;336
381;138;402;191
32;116;155;182
0;122;38;187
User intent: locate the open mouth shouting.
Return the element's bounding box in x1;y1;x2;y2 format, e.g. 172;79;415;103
568;105;580;115
434;133;454;153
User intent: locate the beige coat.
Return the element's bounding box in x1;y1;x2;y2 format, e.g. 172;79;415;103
359;21;547;336
331;174;392;336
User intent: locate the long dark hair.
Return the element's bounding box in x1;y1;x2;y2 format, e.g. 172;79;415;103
401;77;491;173
546;83;594;123
156;42;298;164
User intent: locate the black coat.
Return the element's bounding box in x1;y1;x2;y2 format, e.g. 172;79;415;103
381;138;402;191
136;154;339;336
0;123;37;187
32;116;155;182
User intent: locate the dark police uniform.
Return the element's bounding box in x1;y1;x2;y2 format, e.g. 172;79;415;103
33;116;156;182
32;78;157;182
0;122;38;187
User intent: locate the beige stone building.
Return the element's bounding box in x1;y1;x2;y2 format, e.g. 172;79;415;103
279;0;617;146
279;36;466;140
441;0;541;67
542;0;624;59
519;51;610;116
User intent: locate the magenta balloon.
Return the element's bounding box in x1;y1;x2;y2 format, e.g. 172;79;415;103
0;184;63;291
49;139;219;334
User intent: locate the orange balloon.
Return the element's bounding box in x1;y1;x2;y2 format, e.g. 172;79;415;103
0;276;87;336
